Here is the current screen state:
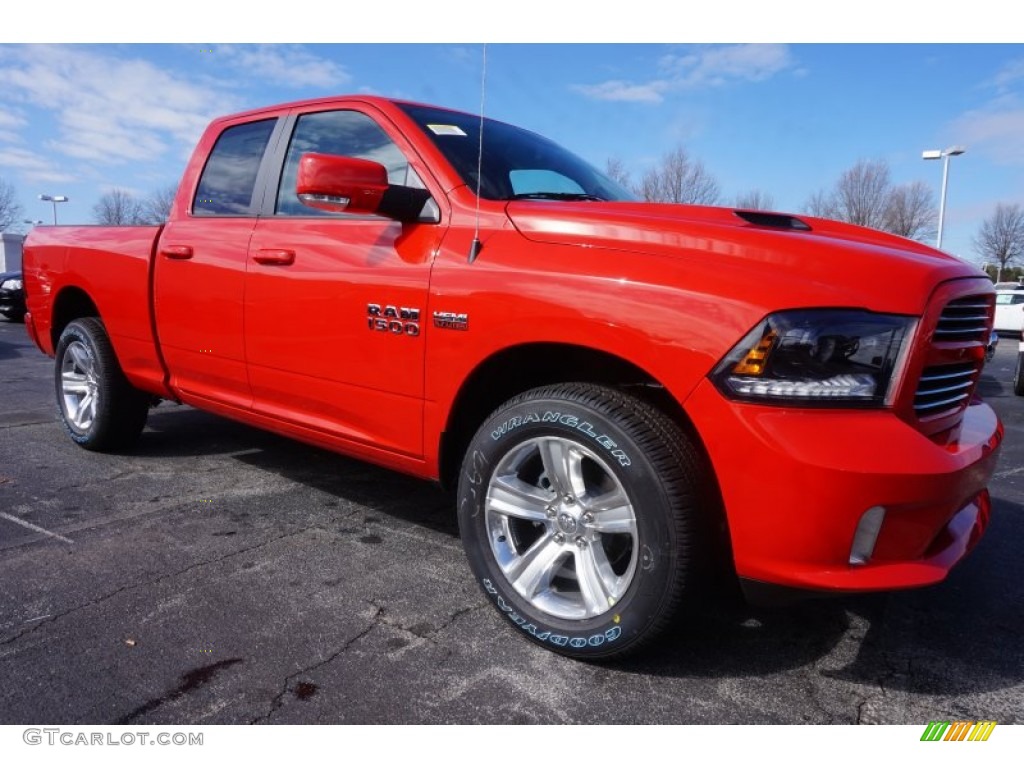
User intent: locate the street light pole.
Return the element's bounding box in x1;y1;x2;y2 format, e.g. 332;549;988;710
38;194;69;225
922;146;965;251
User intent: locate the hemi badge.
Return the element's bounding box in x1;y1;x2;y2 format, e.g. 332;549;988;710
433;311;469;331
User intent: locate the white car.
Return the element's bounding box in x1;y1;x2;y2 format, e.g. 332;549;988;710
994;289;1024;336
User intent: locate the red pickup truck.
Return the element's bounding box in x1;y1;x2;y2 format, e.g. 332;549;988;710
23;95;1002;659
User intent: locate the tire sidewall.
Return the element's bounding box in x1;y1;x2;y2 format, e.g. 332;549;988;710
458;388;682;658
55;320;106;447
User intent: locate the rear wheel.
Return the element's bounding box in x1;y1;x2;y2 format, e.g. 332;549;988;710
55;318;150;451
457;383;709;660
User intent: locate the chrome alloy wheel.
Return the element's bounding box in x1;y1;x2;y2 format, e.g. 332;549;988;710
60;340;100;432
485;436;639;620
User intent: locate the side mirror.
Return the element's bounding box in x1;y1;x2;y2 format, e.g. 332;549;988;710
296;153;388;215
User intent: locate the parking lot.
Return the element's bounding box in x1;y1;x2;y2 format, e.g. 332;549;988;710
1;318;1021;725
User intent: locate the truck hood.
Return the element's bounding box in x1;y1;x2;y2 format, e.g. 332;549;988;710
505;201;983;314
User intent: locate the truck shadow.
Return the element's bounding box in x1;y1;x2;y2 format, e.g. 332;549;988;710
139;405;457;538
0;336;27;362
138;405;1022;696
619;498;1023;696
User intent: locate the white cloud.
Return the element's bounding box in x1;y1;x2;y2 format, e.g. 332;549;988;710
950;59;1024;167
991;58;1024;92
0;45;228;169
951;101;1024;166
0;146;76;184
659;44;792;87
572;79;669;103
574;44;794;104
0;110;26;130
217;44;351;89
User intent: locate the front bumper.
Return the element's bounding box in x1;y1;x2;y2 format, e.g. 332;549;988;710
0;287;24;314
685;378;1002;592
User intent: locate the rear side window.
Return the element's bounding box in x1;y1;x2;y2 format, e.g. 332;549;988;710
193;119;276;216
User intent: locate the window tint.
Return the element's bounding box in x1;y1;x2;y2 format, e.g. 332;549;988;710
398;103;633;202
510;169;585;196
276;110;424;216
193;119;276;216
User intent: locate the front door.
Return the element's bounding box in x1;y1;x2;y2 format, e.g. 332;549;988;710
245;107;445;458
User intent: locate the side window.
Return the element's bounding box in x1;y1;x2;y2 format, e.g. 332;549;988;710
276;110;424;217
193;119;276;216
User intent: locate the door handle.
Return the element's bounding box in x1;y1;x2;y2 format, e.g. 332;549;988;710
253;249;296;266
161;245;193;260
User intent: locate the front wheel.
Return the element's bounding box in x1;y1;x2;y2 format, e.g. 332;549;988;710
54;318;150;451
457;383;709;660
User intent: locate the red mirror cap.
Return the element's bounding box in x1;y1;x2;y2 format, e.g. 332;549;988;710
296;153;388;214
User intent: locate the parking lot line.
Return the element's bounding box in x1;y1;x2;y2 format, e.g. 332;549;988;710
0;512;75;545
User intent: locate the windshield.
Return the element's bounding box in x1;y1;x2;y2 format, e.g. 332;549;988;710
399;103;634;202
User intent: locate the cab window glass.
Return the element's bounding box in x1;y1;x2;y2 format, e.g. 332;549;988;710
193;119;276;216
276;110;424;216
510;170;585;196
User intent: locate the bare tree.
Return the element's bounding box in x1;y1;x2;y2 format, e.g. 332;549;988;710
803;188;836;219
604;157;632;190
0;177;24;232
140;184;178;224
883;181;937;242
803;159;938;241
974;203;1024;282
829;159;891;229
638;146;720;205
735;189;775;211
92;189;147;226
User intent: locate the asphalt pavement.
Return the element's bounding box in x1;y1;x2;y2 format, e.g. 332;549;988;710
0;319;1021;725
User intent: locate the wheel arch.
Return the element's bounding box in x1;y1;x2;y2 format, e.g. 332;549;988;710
439;343;709;492
51;285;101;351
438;341;735;585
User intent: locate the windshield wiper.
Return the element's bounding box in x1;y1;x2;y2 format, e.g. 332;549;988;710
507;192;606;202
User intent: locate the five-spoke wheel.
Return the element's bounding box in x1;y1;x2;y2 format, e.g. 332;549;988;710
54;318;150;451
486;436;638;620
459;383;707;660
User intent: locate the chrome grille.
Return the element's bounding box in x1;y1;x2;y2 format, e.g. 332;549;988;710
932;295;993;343
914;362;978;418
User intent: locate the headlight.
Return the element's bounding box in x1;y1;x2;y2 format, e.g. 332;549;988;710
712;309;915;406
1;278;22;290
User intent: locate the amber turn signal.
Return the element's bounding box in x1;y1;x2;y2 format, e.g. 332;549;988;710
732;329;777;376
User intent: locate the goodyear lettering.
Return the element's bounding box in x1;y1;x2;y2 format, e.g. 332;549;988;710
482;578;623;649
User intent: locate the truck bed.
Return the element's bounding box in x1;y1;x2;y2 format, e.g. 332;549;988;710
23;225;170;398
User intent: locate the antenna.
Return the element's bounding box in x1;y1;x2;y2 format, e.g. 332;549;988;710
468;43;487;264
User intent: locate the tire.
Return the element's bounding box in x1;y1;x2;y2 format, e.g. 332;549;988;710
1014;352;1024;396
457;383;708;660
54;318;150;451
2;310;25;323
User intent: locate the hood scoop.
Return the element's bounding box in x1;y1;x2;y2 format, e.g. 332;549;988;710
734;210;812;231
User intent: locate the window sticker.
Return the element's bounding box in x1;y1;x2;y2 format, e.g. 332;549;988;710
427;124;467;137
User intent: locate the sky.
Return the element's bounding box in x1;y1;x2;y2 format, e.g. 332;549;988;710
1;8;1022;264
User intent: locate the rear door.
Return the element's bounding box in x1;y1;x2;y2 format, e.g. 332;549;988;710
244;105;447;458
155;116;284;409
